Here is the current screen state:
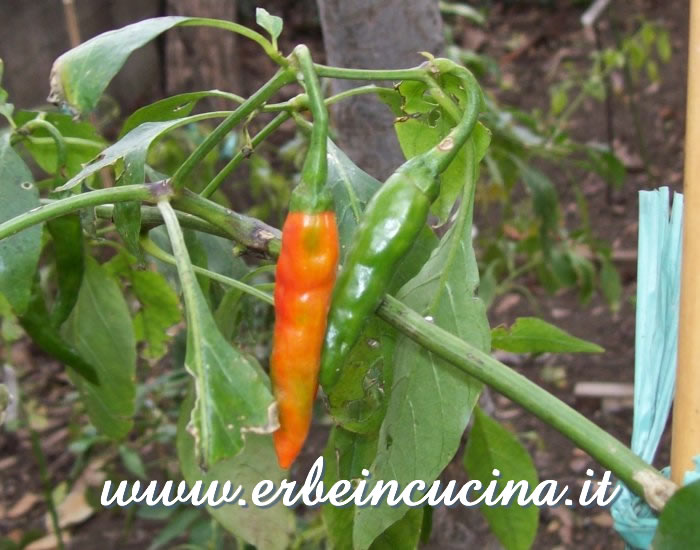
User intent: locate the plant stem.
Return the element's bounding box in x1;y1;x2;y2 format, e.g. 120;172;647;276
291;44;330;212
16;118;67;174
376;294;675;510
0;183;164;241
331;84;398;104
14;135;104;150
141;237;273;305
171;190;281;256
181;18;287;67
159;191;673;507
548;88;588;144
314;63;429;82
425;77;463;123
426;66;482;174
38;180;668;508
264;85;399;113
169;70;295;191
200;84;396;198
291;524;326;550
157;200;202;377
200;111;291;198
29;426;65;550
93;204;230;238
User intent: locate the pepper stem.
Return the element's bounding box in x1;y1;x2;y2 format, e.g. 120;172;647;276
425;64;483;175
289;45;332;213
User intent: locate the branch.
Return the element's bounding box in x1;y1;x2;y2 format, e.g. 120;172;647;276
161;190;673;509
169;70;295;191
93;204;231;239
201;111;291;198
0;183;167;241
141;237;273;305
314;63;430;82
171;190;281;257
376;295;675;511
0;172;671;508
16;118;67;176
180;18;287;67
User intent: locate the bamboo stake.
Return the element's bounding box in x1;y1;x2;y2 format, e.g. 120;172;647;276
671;0;700;485
61;0;81;47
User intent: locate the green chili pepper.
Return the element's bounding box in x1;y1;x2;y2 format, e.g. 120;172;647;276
319;63;482;389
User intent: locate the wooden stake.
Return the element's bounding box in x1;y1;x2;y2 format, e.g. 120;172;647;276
671;0;700;485
61;0;81;48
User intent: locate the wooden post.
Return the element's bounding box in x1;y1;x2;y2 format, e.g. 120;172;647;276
671;0;700;485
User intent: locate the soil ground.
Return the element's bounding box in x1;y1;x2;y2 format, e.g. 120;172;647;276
0;1;690;548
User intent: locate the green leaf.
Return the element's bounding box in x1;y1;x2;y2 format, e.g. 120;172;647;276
656;29;672;63
327;318;394;435
0;294;23;343
119;444;148;479
196;231;248;283
321;428;423;550
114;150;145;260
353;131;491;549
14;111;105;178
131;270;182;360
0;103;14;127
439;2;486;25
585;147;625;189
147;226;233;299
48;17;188;115
19;280;99;384
48;16;277;116
322;427;379;550
653;479;700;549
57;115;210;192
326;140;383;260
370;509;423;550
491;317;604;353
0;69;15;126
646;59;659;82
120;91;239;137
0;133;42;314
184;229;211;299
517;161;559;244
627;39;645;72
255;8;283;44
46;213;85;327
641;22;656;47
160;201;275;467
463;407;539;550
391;77;489;223
212;263;266;341
600;255;622;313
214;285;245;340
585;76;606;101
0;383;9;427
549;246;577;288
420;507;433;544
569;250;595;304
63;258;136;438
177;393;294;550
148;508;201;550
388;226;438;292
550;87;568;116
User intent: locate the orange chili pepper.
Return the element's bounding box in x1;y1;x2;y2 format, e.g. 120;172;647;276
271;210;339;468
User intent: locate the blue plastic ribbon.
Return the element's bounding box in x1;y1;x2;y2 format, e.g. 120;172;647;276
611;188;699;549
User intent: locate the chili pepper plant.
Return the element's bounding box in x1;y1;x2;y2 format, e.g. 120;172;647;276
0;9;693;550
